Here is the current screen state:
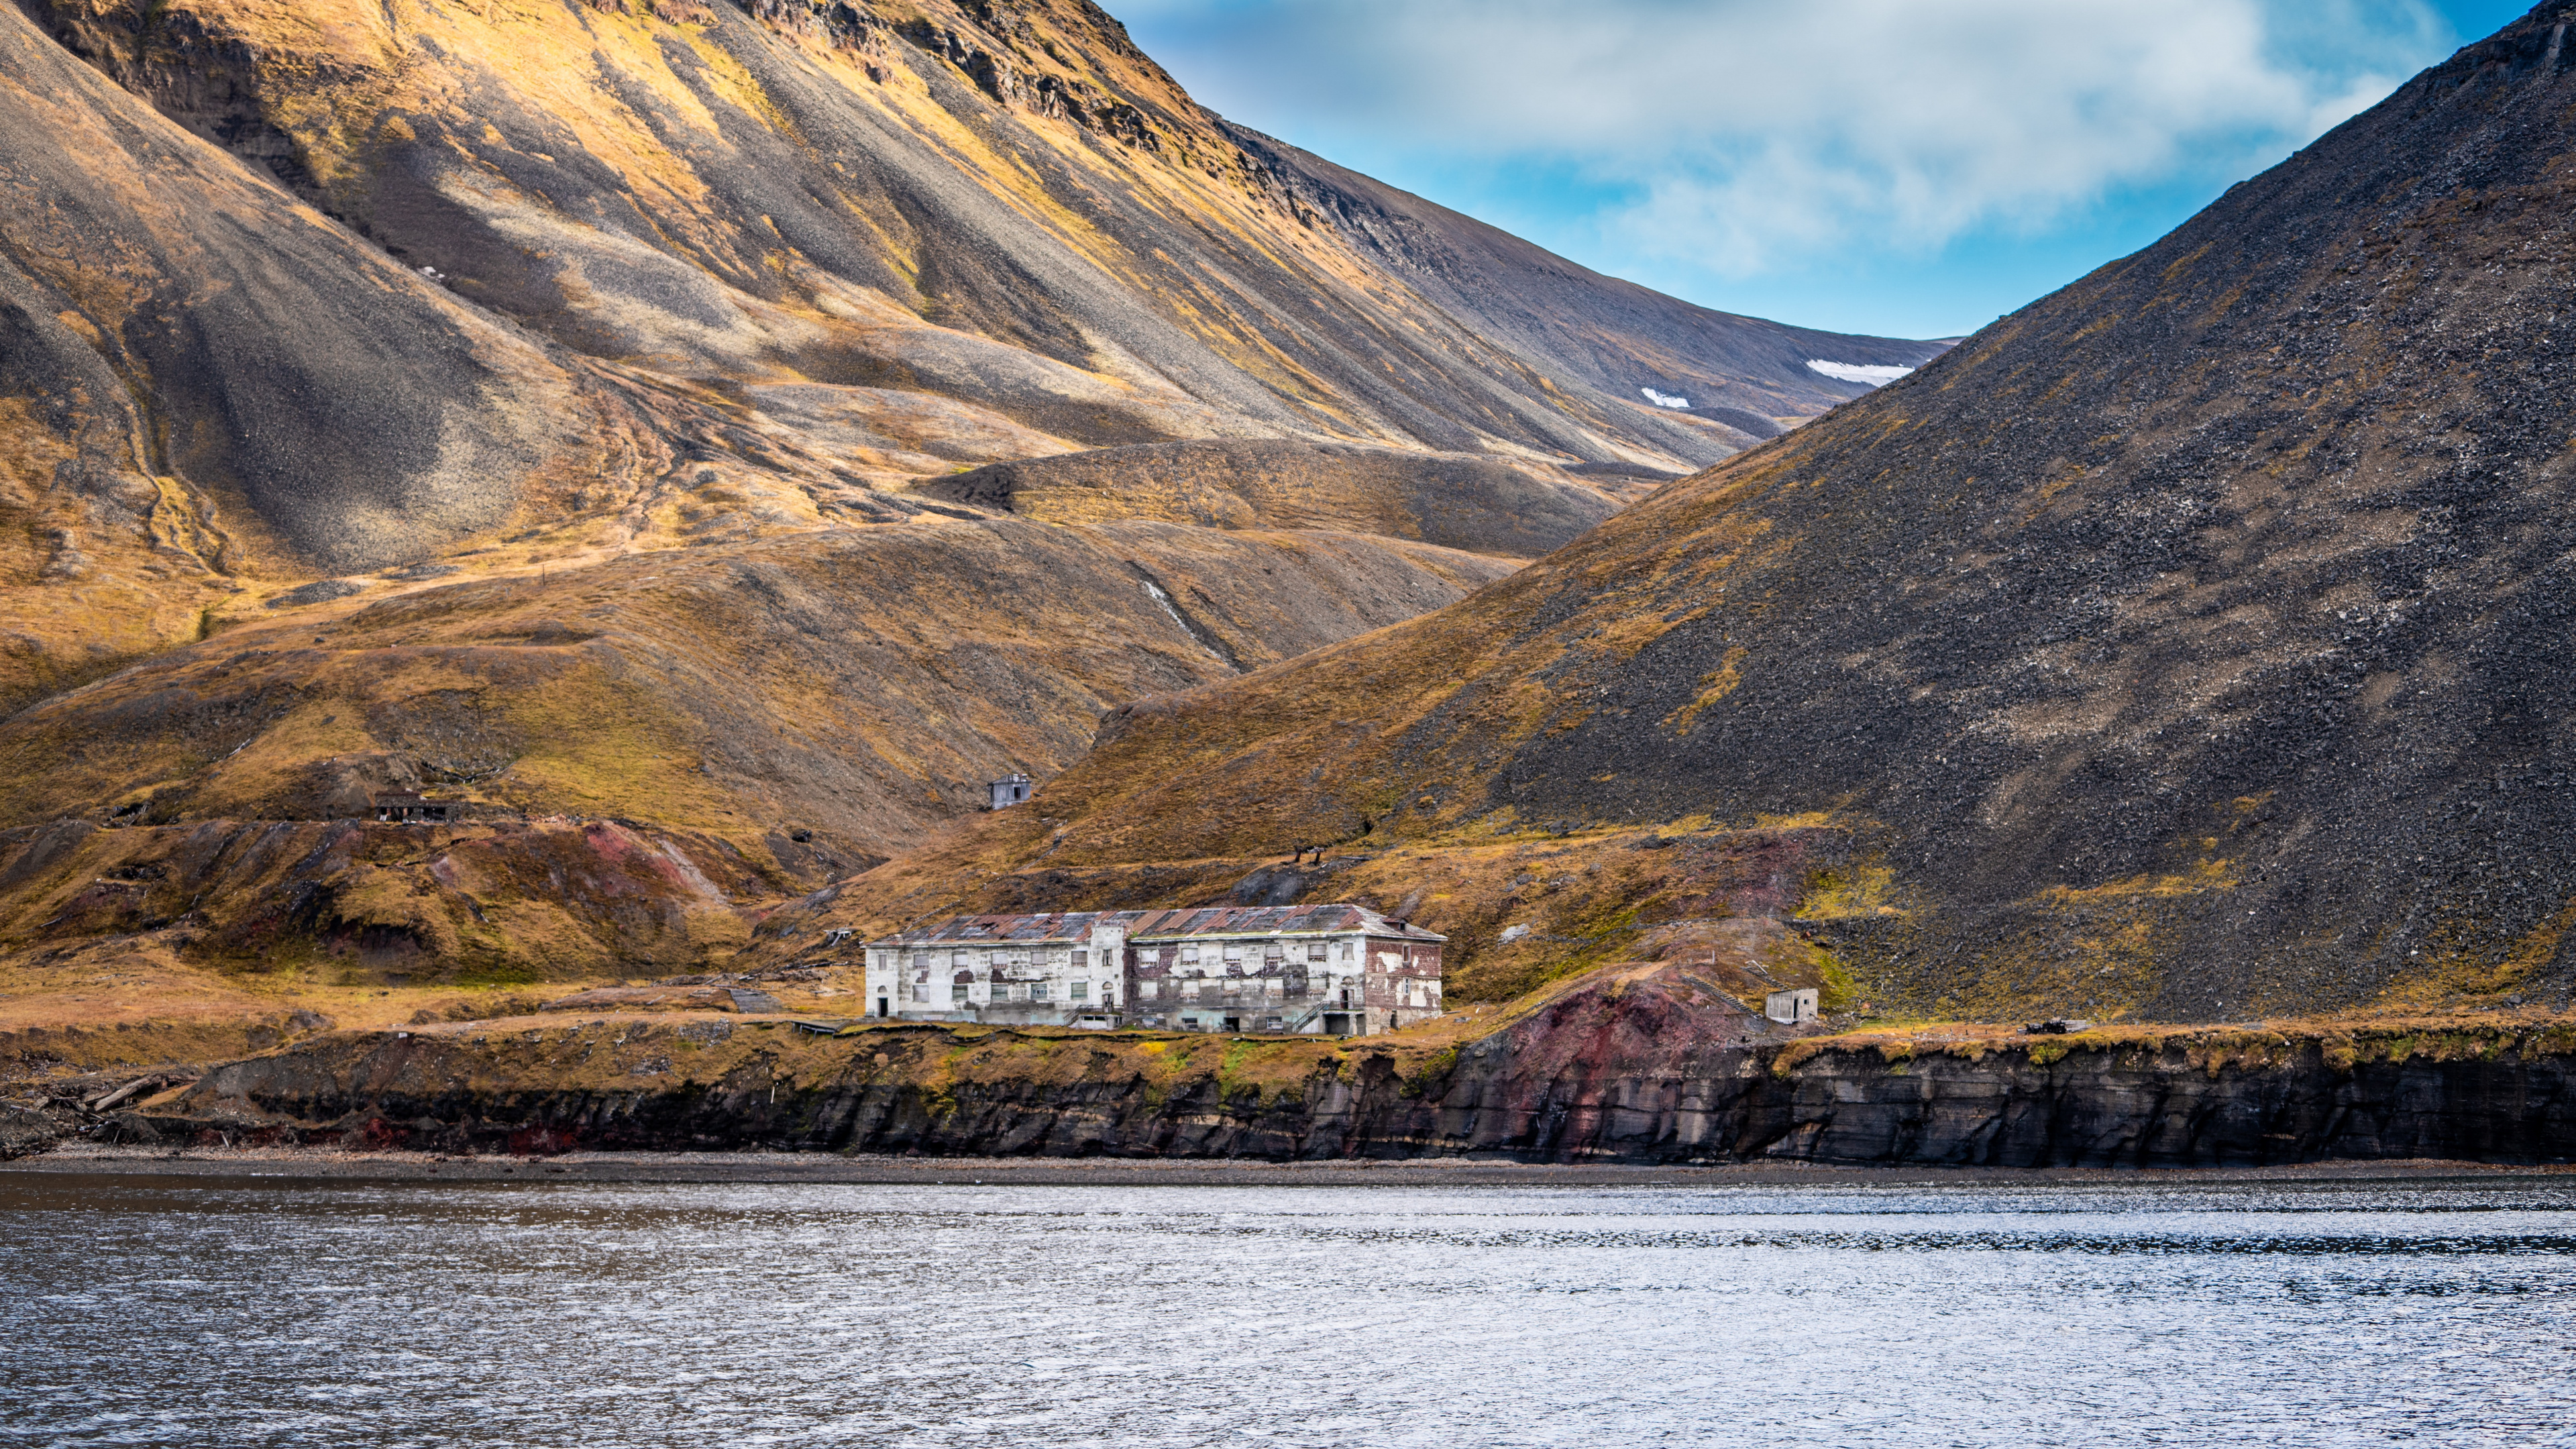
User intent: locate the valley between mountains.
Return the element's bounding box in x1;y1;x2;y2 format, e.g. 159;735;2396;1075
9;0;2576;1167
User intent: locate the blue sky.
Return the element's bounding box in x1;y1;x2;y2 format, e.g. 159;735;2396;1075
1110;1;2537;339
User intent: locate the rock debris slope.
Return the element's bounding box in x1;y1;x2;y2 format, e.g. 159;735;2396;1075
933;4;2576;1021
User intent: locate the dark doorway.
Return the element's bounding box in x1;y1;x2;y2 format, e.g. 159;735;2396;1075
1324;1013;1351;1035
1222;1016;1242;1032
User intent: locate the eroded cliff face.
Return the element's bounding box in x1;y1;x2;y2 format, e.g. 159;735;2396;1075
105;981;2576;1167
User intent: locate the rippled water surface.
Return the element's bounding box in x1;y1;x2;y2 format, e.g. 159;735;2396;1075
6;1173;2576;1446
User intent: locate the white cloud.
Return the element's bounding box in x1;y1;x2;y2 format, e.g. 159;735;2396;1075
1640;387;1690;408
1119;0;2449;276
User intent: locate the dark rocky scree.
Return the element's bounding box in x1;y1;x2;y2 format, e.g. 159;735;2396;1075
120;975;2576;1166
1511;6;2576;1017
1029;3;2576;1020
0;0;568;573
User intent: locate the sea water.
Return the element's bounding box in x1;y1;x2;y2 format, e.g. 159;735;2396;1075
4;1173;2574;1447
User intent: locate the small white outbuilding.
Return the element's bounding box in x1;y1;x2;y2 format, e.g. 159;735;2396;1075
1764;988;1819;1024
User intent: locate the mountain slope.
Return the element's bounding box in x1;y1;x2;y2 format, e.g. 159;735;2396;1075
891;5;2576;1021
2;0;1938;614
0;0;1935;857
0;0;1943;876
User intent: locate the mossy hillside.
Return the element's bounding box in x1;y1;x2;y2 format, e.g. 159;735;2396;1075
753;816;1874;1011
0;514;1513;941
0;814;785;985
923;441;1635;560
831;790;2572;1025
1776;1014;2576;1080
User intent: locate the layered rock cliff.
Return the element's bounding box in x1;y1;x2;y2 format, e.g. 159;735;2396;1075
100;969;2576;1166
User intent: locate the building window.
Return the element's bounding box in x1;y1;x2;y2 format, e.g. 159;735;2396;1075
1071;981;1089;1001
1223;945;1243;965
914;985;928;1003
1140;980;1160;1000
1306;941;1327;963
1030;981;1050;1002
952;983;970;1004
1072;949;1088;969
1181;947;1199;965
1262;1016;1284;1031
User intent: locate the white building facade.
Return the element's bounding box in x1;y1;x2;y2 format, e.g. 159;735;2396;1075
863;904;1444;1036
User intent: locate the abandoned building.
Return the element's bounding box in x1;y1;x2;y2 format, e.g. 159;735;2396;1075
987;773;1033;810
1766;988;1819;1024
371;792;458;824
863;904;1445;1036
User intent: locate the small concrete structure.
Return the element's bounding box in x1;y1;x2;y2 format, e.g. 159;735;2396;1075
865;904;1445;1035
987;773;1032;810
372;792;457;824
1765;988;1819;1024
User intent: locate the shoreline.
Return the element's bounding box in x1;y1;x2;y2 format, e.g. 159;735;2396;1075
10;1143;2576;1188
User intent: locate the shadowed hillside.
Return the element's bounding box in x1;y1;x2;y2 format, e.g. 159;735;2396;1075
830;4;2576;1023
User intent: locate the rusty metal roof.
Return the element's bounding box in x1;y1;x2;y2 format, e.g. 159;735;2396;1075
1119;904;1441;940
870;912;1119;946
870;903;1442;946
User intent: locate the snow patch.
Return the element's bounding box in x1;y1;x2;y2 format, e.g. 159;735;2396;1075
1640;388;1690;409
1807;360;1915;387
1138;578;1222;661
